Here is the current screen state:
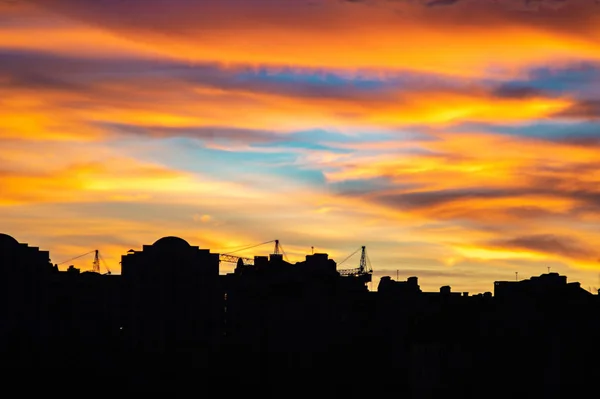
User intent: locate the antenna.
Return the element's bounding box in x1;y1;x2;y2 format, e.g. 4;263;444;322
515;272;518;281
311;246;314;254
547;266;550;273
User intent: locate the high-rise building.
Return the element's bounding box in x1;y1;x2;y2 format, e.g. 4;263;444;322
121;236;222;364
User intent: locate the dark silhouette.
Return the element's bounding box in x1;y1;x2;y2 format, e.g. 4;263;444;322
1;232;599;395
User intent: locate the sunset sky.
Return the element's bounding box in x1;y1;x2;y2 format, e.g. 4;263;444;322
2;0;600;293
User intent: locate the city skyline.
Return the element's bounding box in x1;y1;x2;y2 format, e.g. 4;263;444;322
2;0;600;293
3;228;597;394
4;231;598;294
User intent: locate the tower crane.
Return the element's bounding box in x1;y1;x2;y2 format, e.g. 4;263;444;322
218;239;288;265
56;249;112;274
337;246;373;284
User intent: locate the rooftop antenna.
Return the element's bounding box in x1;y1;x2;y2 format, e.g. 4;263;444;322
311;246;314;254
547;266;551;273
515;272;518;281
396;269;399;280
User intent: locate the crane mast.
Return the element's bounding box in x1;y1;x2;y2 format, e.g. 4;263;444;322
359;246;367;274
337;245;373;283
273;239;280;255
57;249;111;274
93;250;100;273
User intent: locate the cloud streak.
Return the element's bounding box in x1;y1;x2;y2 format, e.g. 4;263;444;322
11;0;598;77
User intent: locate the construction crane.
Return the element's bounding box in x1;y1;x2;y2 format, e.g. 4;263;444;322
218;239;288;265
96;250;112;275
337;246;373;283
57;249;112;275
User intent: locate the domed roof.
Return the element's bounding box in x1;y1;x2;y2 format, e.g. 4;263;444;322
152;236;190;250
0;233;19;247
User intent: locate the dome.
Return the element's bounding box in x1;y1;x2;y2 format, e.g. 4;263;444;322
0;233;19;247
152;236;190;250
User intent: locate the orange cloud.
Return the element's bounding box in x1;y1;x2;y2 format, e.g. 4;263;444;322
316;130;600;277
15;0;600;78
0;140;270;206
0;69;577;148
325;131;600;190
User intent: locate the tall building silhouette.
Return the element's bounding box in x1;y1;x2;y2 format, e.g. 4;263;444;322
121;236;222;367
0;233;55;366
223;251;373;371
494;272;593;301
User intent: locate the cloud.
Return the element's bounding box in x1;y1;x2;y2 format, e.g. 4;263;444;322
439;120;600;146
375;187;521;210
553;99;600;120
100;123;286;145
486;234;599;261
491;84;549;99
0;159;184;205
426;0;460;7
18;0;600;77
320;129;600;246
0;141;269;206
5;49;591;148
193;214;212;223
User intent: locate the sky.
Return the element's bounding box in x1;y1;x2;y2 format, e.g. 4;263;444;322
2;0;600;293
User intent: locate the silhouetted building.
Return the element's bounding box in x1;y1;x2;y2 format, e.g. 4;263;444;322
46;269;123;367
378;275;421;297
0;233;56;366
0;233;54;276
494;272;593;302
223;251;372;370
2;230;600;394
121;236;222;366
